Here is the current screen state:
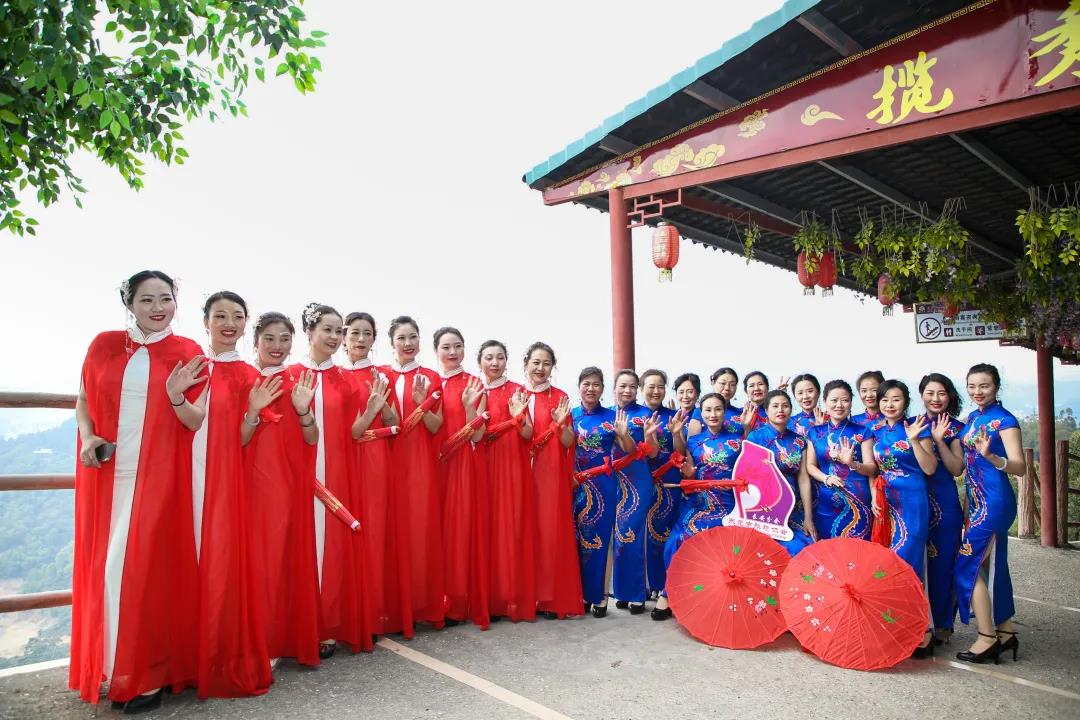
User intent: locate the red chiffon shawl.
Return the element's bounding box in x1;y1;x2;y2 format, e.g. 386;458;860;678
438;371;490;628
529;386;583;617
381;364;446;626
481;381;537;622
244;368;321;666
342;365;414;637
69;331;201;703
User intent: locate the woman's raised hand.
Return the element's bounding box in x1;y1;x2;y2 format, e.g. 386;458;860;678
509;389;530;418
930;413;952;444
837;436;855;467
411;374;431;404
614;408;629;436
904;414;928;442
365;374;392;417
462;377;485;408
552;395;571;424
248;375;284;414
668;408;688;437
291;370;316;414
165;357;207;400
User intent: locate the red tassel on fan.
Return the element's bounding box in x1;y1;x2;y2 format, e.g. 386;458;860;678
401;390;442;433
871;476;891;547
573;457;611;484
485;411;526;443
438;412;489;462
651;451;686;482
356;425;400;443
611;442;651;472
530;414;571;457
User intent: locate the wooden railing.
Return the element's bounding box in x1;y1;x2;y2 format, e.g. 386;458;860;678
1056;439;1080;546
0;391;76;613
1017;443;1079;545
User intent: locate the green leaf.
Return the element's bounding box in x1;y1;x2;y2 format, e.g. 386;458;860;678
275;62;289;76
0;110;19;125
732;545;741;555
72;78;89;96
99;110;113;129
0;93;14;106
692;584;704;592
872;570;886;579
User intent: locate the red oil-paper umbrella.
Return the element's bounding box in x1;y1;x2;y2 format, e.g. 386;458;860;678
779;537;928;670
870;477;892;548
312;481;360;533
666;525;789;649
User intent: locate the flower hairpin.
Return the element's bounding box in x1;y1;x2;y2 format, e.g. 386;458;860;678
303;302;323;327
119;279;131;304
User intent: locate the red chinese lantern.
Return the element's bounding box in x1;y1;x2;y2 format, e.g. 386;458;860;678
942;299;960;320
797;251;818;296
816;251;837;297
652;222;680;282
877;274;898;316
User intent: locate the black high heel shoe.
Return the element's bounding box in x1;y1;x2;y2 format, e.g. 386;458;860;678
911;629;935;659
122;688;163;715
998;630;1019;661
650;606;673;621
318;641;336;659
933;628;953;647
628;602;646;615
591;602;608;618
615;600;629;610
956;632;1001;665
583;602;592;614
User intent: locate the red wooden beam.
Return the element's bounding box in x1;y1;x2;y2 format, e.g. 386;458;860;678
609;188;635;372
613;87;1080;202
1036;341;1058;547
678;194;796;238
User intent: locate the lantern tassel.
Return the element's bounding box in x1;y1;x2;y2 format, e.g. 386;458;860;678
882;305;894;317
803;287;816;296
822;288;834;298
658;268;673;282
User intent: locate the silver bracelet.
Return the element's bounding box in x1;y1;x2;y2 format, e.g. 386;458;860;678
244;414;261;428
993;455;1008;471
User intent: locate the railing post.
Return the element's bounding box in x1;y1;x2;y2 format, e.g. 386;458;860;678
1018;448;1037;538
1057;439;1069;547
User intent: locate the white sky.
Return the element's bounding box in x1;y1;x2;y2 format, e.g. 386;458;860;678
2;0;1077;407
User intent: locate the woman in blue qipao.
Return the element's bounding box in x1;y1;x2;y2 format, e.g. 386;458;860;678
803;379;875;541
852;369;887;433
671;372;701;451
741;370;773;434
639;369;687;600
685;367;753;442
651;393;741;621
919;373;966;646
745;390;816;555
955;364;1026;665
871;379;938;658
571;367;619;618
609;370;660;615
789;373;824;437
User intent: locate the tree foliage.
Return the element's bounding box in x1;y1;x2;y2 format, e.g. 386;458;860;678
0;0;325;235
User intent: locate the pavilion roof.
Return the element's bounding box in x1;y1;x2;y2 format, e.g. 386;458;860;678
523;0;978;189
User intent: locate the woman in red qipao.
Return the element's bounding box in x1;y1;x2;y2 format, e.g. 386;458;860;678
434;327;490;629
246;312;321;668
341;312;412;638
521;342;582;619
184;291;273;699
70;271;203;713
290;303;374;657
381;316;446;629
476;340;537;623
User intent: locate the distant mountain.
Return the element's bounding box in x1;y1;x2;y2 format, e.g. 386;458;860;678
0;419;75;670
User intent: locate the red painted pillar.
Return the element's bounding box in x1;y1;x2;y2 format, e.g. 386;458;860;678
609;188;635;372
1036;341;1058;547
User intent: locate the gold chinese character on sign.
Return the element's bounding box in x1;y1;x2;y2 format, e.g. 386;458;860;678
867;51;954;125
1031;1;1080;87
